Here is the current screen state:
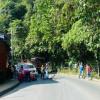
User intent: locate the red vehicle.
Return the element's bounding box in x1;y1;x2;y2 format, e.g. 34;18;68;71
16;62;38;76
17;62;38;82
31;57;45;73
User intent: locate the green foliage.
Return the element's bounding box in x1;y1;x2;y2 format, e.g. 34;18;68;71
12;4;27;19
61;0;100;66
0;0;27;33
0;0;100;72
9;19;28;61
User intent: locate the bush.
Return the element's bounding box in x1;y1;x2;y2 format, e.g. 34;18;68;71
58;68;100;79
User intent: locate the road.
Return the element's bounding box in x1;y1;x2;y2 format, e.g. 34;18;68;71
0;74;100;100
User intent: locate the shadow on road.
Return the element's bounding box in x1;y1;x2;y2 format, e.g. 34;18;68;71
1;73;59;98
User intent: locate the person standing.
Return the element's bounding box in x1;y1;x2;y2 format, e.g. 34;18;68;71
8;62;11;79
11;66;14;80
86;64;91;80
78;62;84;79
12;65;16;78
45;63;49;79
41;65;45;79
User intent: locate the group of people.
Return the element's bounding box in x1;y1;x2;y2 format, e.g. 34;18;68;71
7;62;50;82
18;63;50;82
78;62;91;80
18;66;37;82
41;63;49;79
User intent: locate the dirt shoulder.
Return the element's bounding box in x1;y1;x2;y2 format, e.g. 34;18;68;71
58;73;100;84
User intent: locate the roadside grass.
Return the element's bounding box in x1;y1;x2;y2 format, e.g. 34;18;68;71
57;68;100;79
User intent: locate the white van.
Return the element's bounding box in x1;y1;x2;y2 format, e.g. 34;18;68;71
16;62;38;76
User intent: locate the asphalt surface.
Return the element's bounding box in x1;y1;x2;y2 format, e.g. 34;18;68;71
0;74;100;100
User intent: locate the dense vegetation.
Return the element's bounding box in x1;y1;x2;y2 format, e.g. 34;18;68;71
0;0;100;73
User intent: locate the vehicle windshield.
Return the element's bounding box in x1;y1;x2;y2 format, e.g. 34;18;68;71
28;65;35;68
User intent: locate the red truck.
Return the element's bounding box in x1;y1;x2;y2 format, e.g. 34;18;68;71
31;57;45;73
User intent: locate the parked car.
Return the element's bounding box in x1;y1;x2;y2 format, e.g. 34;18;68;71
16;62;38;76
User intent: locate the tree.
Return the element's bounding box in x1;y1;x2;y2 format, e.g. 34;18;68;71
9;20;28;62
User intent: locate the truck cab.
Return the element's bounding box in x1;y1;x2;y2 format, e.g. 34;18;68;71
31;57;45;73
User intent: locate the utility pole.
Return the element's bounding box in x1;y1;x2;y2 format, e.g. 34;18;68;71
11;27;24;65
11;28;13;65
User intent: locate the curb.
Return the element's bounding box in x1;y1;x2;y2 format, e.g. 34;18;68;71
0;82;20;97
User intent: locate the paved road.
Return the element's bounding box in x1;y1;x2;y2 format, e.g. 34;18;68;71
0;74;100;100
